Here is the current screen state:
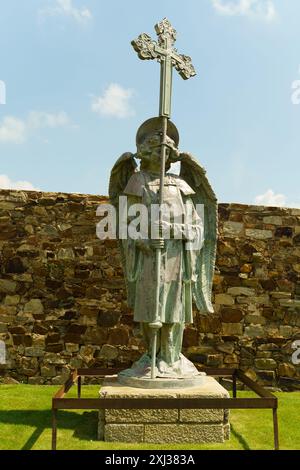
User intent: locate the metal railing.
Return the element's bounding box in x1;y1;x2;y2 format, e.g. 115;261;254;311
51;367;279;450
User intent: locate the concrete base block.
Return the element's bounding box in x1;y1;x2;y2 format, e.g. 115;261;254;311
97;375;230;444
144;424;225;444
105;424;144;443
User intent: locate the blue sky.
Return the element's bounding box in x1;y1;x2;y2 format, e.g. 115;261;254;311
0;0;300;207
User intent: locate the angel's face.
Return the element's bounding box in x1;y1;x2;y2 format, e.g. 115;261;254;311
138;133;175;174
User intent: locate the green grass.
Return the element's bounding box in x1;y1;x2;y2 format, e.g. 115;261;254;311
0;385;299;450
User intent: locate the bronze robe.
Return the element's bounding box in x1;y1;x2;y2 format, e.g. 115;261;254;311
122;171;204;326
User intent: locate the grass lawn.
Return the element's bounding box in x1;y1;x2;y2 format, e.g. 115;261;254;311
0;385;299;450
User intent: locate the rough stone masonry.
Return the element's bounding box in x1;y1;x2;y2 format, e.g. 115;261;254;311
0;189;299;389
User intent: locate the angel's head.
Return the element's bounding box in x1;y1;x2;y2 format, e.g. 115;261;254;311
137;132;179;174
136;117;180;174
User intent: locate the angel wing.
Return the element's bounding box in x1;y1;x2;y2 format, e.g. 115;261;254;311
109;152;137;207
180;153;218;314
109;152;138;308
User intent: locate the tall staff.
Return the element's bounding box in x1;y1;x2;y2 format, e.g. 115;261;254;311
132;18;196;379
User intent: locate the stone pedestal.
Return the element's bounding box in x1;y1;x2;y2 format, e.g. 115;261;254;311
98;375;230;444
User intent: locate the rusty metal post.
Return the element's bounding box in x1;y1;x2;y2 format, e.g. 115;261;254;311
51;408;57;451
273;407;279;450
233;371;237;398
77;375;82;398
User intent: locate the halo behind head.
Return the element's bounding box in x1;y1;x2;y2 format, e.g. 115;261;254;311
136;117;179;148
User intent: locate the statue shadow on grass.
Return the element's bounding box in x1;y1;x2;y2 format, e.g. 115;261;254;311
0;410;98;450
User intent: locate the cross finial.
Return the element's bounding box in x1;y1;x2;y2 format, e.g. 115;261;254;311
132;18;196;117
155;18;177;46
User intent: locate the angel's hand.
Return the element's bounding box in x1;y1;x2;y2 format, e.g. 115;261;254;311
152;220;172;238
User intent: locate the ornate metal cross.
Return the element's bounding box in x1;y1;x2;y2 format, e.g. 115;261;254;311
132;18;196;118
131;19;196;380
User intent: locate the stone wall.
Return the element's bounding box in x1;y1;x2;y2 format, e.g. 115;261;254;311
0;189;300;388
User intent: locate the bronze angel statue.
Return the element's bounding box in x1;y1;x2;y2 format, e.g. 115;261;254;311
109;117;217;384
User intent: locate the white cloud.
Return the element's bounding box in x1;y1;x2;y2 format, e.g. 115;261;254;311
255;189;286;206
39;0;92;25
211;0;277;22
0;175;39;191
91;84;135;119
0;111;71;144
254;189;300;208
27;111;70;129
0;117;27;144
